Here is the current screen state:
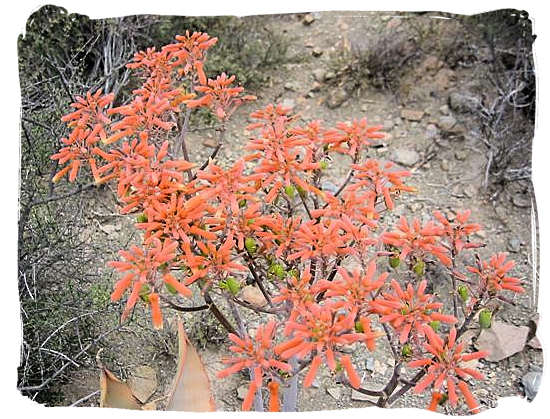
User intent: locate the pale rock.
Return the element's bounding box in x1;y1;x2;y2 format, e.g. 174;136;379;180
475;321;530;362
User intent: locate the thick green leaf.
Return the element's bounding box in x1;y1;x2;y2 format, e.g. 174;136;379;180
166;318;216;411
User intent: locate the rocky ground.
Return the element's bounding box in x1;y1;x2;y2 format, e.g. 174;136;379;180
57;11;541;414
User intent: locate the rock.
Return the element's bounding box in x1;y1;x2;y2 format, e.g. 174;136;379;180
433;68;456;91
127;366;157;403
373;359;388;376
325;71;336;81
475;321;530;362
310;81;322;92
351;389;377;403
236;383;249;400
438;115;457;132
507;238;521;253
310;378;321;388
99;224;118;235
512;194;531;208
365;358;375;372
392;148;420;167
464;184;477;198
449;91;479;113
439;104;450;115
419;55;443;73
326;88;349;109
312;47;323;57
454;150;468;161
281;98;295;109
312;68;327;82
303;13;315;25
284;82;298;91
360;104;369;112
202;137;218;148
522;370;542;401
408;202;423;212
383;120;394;130
400;109;424;121
240;285;267;307
440;159;450;171
321;181;338;194
327;387;343;400
425;124;439;140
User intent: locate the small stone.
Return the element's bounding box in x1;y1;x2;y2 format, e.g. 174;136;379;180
284;82;297;91
281;98;295;109
351;390;377;403
440;159;450;171
507;238;521;253
400;109;425;121
310;81;322;92
419;55;442;73
310;378;321;388
325;71;336;81
522;370;542;401
360;104;369;112
438;115;457;132
312;68;326;82
240;285;267;307
433;68;456;91
326;88;349;109
327;387;342;400
449;91;479;113
128;366;157;404
392;148;420;167
236;384;249;400
99;224;118;235
303;13;315;25
408;202;423;212
439;104;450;115
455;150;468;161
513;194;531;208
365;358;375;372
202;137;218;148
475;230;487;239
425;124;438;139
374;359;388;376
464;184;477;198
312;47;323;57
383;120;394;130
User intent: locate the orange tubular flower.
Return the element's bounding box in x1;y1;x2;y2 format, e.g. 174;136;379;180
182;234;247;288
108;238;188;324
318;260;388;314
381;216;451;266
433;209;483;254
274;304;364;389
288;218;351;262
52;89;114;183
370;279;457;344
467;252;525;295
217;321;291;411
348;159;416;211
409;326;488;414
323;118;385;156
186;73;256;121
195;159;261;215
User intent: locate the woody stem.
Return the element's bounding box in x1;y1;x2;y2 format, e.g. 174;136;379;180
178;107;194;181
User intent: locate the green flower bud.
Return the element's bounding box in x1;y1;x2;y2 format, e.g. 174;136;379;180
479;309;492;329
222;277;241;295
136;213;148;223
389;257;401;268
413;260;425;276
429;320;440;332
165;282;178;295
239;199;247;208
401;343;412;357
284;185;296;199
245;237;257;254
139;284;151;302
438;393;448;406
296;185;307;198
457;285;469;302
269;263;286;279
355;321;364;332
319;160;329;170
